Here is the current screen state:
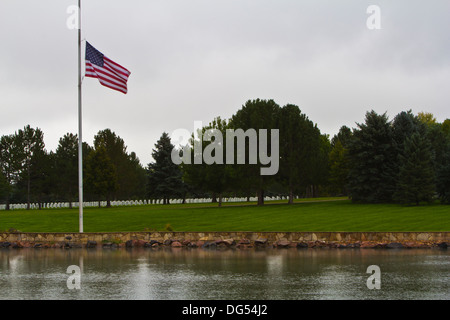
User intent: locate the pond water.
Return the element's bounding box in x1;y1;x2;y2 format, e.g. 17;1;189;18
0;248;448;300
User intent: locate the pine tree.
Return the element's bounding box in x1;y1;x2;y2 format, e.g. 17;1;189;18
55;133;79;208
278;104;321;203
394;133;435;205
328;140;349;196
0;172;7;200
85;146;118;207
94;129;146;200
147;132;184;204
347;111;397;203
229;99;280;205
182;117;232;207
436;141;450;204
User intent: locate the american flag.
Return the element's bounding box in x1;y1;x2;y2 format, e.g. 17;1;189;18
85;42;131;94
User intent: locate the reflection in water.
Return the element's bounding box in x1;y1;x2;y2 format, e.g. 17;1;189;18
0;248;448;300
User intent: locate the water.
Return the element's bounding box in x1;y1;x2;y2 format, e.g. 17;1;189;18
0;248;448;300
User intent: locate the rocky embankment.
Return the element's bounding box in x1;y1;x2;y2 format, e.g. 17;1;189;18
0;235;448;250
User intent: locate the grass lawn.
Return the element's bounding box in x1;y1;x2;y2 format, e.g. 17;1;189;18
0;198;449;233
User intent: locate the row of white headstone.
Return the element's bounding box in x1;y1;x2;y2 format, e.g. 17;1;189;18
0;196;292;211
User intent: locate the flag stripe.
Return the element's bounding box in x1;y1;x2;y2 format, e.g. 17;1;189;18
86;62;128;89
88;63;128;86
104;56;131;80
85;63;128;93
85;69;128;92
85;74;127;93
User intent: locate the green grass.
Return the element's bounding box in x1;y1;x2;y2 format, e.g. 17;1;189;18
0;198;449;233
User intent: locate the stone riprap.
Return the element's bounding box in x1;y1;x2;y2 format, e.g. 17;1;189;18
0;232;448;249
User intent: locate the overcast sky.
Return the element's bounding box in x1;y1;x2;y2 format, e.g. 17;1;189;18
1;0;449;165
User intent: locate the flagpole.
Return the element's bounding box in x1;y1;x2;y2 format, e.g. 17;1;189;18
78;0;84;233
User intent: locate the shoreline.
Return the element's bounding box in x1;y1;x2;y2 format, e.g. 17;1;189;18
1;231;449;249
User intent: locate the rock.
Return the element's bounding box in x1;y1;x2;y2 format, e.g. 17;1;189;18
150;240;161;246
340;242;360;248
202;242;217;249
144;242;153;248
216;239;235;247
438;242;449;249
224;239;236;246
188;242;198;248
136;240;147;247
196;241;205;247
182;240;191;246
65;236;72;241
0;242;11;248
255;238;268;246
64;242;73;249
403;241;417;248
171;241;182;247
163;239;172;246
361;241;377;248
87;240;97;248
125;240;133;248
102;242;112;248
238;239;251;245
34;243;42;248
386;242;404;249
416;233;430;241
276;240;291;248
12;242;23;249
314;240;327;247
307;241;316;248
208;242;217;249
296;242;308;249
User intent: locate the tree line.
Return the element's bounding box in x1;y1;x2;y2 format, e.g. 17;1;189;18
1;99;449;209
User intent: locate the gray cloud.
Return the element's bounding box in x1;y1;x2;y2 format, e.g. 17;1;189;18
0;0;449;165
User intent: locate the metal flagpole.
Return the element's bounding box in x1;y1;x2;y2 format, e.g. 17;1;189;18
78;0;83;233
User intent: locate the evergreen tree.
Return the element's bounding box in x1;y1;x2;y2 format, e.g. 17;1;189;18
392;110;424;155
85;145;118;207
0;171;7;201
94;129;147;200
182;117;233;206
278;104;319;203
229;99;280;205
147;132;184;204
328;140;349;195
393;133;435;205
55;133;79;207
0;134;22;210
442;119;450;136
328;126;353;196
308;133;331;197
436;139;450;204
28;147;53;208
15;125;46;209
347;111;397;203
127;151;148;200
331;125;352;148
